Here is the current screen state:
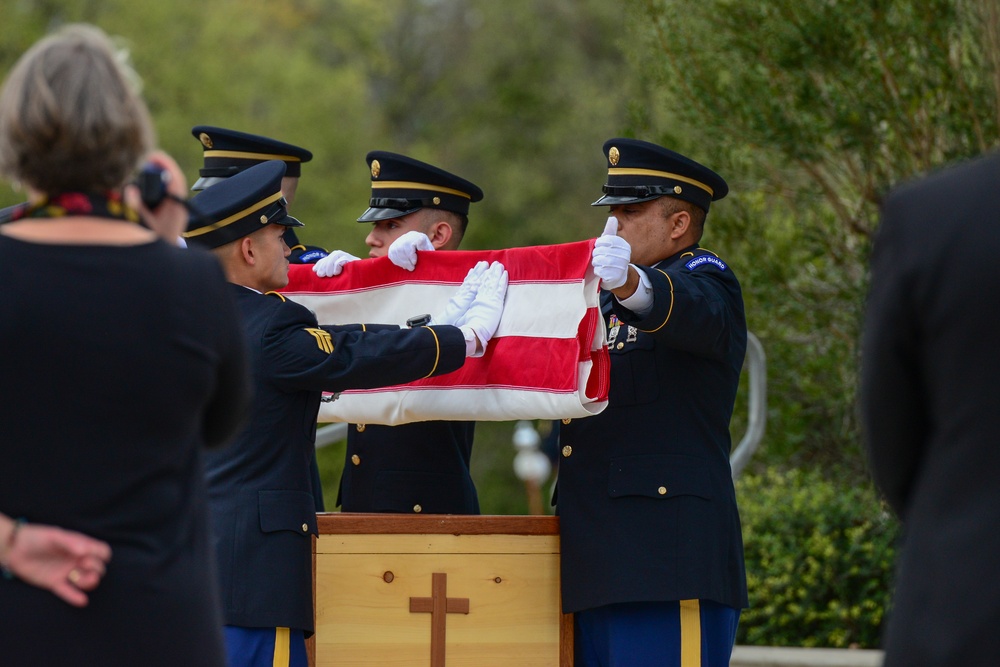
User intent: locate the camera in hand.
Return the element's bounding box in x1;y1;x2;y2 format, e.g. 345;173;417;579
136;163;170;210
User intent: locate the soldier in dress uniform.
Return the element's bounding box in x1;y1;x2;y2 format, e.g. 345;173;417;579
190;125;332;515
190;125;329;263
557;138;748;666
184;160;507;667
312;151;485;514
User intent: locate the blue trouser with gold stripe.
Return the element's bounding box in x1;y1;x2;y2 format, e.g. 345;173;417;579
223;626;307;667
574;600;740;667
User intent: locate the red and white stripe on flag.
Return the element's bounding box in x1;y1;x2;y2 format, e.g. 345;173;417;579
280;240;610;425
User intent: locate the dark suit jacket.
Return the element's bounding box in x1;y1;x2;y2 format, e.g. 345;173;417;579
861;151;1000;667
204;286;466;633
557;245;748;613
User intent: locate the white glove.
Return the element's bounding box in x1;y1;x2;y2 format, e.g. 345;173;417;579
591;216;631;290
313;250;360;278
434;261;489;326
457;261;508;357
388;231;434;271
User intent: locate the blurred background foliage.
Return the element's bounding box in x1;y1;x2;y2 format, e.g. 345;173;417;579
3;0;999;647
737;468;899;648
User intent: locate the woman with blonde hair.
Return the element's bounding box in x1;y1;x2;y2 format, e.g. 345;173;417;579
0;24;250;666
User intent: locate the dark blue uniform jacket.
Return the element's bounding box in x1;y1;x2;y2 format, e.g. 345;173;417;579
338;419;478;514
556;245;749;613
204;285;466;633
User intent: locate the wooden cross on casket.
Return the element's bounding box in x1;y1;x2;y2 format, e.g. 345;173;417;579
409;572;470;667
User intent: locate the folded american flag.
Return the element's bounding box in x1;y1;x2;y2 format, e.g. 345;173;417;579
280;240;609;425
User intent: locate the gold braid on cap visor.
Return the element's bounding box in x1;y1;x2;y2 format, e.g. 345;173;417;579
203;149;302;162
184;192;285;238
607;168;714;196
370;181;473;199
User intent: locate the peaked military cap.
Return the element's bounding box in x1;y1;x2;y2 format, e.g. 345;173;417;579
357;151;484;223
592;138;728;212
190;125;313;191
184;160;303;249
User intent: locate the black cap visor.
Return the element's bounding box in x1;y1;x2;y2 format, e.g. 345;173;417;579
357;204;422;222
277;214;304;228
592;183;711;211
191;175;228;192
591;193;662;207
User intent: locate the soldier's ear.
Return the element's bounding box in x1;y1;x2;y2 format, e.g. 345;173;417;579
668;209;691;240
428;220;453;250
240;236;256;265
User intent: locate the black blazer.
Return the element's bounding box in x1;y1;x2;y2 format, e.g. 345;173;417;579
204;285;467;633
557;245;748;613
0;241;250;666
861;151;1000;667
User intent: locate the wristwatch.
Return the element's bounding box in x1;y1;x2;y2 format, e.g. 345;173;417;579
406;313;432;328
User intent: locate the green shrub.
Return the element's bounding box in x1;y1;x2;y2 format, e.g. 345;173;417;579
735;467;899;648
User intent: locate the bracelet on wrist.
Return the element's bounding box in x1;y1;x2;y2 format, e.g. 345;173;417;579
1;517;26;580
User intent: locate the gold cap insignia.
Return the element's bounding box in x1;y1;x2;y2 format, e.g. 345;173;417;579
260;214;268;224
371;160;381;179
673;185;682;194
199;132;213;149
432;196;441;205
608;146;620;166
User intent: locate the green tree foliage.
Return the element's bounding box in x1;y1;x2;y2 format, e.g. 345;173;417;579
0;0;386;231
0;0;632;246
736;467;899;648
355;0;634;251
624;0;1000;472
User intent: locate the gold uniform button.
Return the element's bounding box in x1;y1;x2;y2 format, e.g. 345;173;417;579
351;454;361;466
356;424;366;433
413;504;422;513
562;445;573;458
658;486;667;495
616;342;624;350
301;523;309;532
562;418;572;425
